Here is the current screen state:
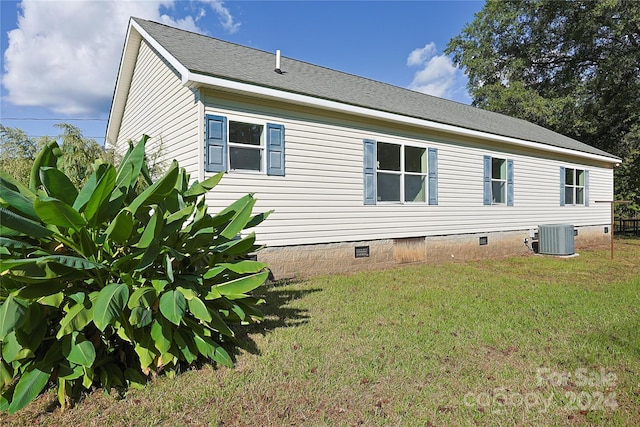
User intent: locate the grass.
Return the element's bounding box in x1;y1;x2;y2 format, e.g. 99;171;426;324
2;238;640;426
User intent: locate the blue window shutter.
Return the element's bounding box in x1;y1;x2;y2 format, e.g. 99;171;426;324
483;155;491;205
428;147;438;205
363;139;376;205
584;169;589;206
266;123;285;176
560;166;566;206
507;159;514;206
205;115;227;173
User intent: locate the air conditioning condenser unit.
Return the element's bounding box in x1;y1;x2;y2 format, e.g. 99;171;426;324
538;224;574;255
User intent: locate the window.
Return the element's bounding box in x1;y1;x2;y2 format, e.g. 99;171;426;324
228;121;263;171
560;167;589;206
363;139;437;205
205;114;285;176
483;155;513;206
491;157;506;204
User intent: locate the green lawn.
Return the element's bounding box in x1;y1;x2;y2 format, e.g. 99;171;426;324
3;238;640;426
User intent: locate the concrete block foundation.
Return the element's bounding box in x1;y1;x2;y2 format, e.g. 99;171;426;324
257;225;611;279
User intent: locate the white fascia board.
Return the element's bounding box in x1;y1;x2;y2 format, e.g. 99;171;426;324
185;71;619;164
130;20;191;83
106;21;141;145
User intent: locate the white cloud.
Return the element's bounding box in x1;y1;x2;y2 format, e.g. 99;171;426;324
407;42;437;67
202;0;241;34
1;0;239;115
407;42;470;103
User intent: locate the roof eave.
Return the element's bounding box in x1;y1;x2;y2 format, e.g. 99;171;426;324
186;71;620;164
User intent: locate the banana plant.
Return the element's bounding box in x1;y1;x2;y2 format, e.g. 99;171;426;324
0;135;271;413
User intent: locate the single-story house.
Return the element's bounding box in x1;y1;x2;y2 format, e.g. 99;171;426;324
106;17;619;278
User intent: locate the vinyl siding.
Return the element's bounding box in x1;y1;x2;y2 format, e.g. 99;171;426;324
115;40;199;177
201;91;613;247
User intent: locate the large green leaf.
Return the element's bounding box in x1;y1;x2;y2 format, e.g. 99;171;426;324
0;183;38;221
0;169;35;202
0;360;13;388
183;173;223;199
39;167;78;206
0;237;35;251
213;233;259;256
159;290;187;326
29;140;61;192
133;333;156;369
213;271;269;296
134;240;160;272
34;197;86;232
129;307;153;328
206;308;235;337
7;365;51;414
14;280;68;299
128;161;179;214
135;207;163;249
173;328;197;363
82;164;117;225
38;255;102;271
62;332;96;367
245;210;273;229
104;209;134;243
212;345;233;368
0;207;53;237
187;297;212;322
150;317;173;353
217;195;256;239
127;286;156;309
2;331;32;362
93;283;129;331
56;303;93;339
115;136;147;190
219;260;268;274
0;295;27;341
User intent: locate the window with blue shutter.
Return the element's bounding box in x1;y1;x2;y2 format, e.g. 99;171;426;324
484;155;513;205
205;115;227;173
560;166;566;206
363;139;437;205
204;114;285;176
561;167;588;206
266;123;285;176
584;170;589;206
507;159;514;206
483;155;492;205
428;148;438;205
363;139;376;205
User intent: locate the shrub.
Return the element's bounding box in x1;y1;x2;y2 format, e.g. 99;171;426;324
0;136;270;413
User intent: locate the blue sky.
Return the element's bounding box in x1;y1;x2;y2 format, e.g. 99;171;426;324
1;0;484;146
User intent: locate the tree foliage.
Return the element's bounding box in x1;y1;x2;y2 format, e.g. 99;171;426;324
0;136;270;413
0;126;44;186
446;0;640;214
1;124;112;189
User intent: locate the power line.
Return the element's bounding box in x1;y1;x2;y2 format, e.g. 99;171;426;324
2;117;107;121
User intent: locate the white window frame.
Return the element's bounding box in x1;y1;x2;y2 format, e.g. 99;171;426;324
227;118;266;173
564;168;586;206
491;157;507;205
376;141;428;204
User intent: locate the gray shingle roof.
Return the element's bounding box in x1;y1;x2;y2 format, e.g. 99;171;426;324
133;18;616;160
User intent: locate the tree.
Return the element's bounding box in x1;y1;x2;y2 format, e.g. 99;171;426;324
54;123;105;188
446;0;640;215
0;126;44;185
0;124;106;188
